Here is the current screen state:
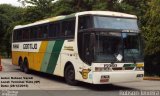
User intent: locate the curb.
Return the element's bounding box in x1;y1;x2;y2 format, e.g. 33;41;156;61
144;77;160;81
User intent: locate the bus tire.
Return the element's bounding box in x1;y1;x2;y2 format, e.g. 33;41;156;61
19;57;24;72
23;58;30;74
64;64;78;85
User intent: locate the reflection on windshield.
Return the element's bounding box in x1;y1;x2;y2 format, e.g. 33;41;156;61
94;32;143;62
94;16;138;30
122;33;143;61
94;32;122;62
78;31;143;64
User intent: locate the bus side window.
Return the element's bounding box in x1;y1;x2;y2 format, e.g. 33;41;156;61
67;19;75;36
62;21;68;36
42;25;48;39
17;30;22;41
61;18;75;37
30;27;38;40
78;16;91;31
49;23;54;38
55;22;60;37
37;26;43;39
22;28;29;41
49;22;60;38
13;30;18;42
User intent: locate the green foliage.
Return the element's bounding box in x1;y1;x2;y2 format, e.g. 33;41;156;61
0;4;24;57
142;0;160;55
51;0;75;16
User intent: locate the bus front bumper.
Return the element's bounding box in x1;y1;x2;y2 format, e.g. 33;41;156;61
92;71;144;84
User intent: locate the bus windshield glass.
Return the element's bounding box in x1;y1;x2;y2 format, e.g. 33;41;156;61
78;15;143;64
94;32;143;62
93;16;138;30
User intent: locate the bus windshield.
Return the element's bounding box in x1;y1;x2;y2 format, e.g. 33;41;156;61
78;15;138;31
78;15;143;64
93;16;138;30
94;32;143;62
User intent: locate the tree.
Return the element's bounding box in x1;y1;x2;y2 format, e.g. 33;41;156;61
18;0;55;22
0;4;24;57
142;0;160;55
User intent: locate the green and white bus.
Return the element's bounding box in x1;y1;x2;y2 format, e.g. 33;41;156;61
12;11;144;85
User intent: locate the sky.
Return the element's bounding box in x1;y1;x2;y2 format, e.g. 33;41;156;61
0;0;22;7
0;0;59;7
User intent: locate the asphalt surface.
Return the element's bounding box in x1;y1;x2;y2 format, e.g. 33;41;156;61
0;59;160;96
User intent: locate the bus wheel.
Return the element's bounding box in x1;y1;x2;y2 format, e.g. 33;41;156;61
19;58;24;72
23;58;30;74
64;64;78;85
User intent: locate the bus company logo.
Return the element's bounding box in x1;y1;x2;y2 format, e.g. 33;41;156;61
23;43;37;49
79;69;91;79
63;46;74;51
104;64;117;68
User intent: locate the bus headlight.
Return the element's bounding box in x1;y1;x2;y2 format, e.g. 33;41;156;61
95;67;112;72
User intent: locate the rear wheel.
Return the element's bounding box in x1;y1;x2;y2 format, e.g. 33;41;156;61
19;58;24;72
23;58;30;74
64;64;78;85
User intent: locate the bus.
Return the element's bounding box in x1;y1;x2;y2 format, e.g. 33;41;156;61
12;11;144;85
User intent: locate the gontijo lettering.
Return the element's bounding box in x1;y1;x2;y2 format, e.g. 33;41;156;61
23;43;37;49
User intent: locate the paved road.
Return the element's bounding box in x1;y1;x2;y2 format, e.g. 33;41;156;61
0;59;160;96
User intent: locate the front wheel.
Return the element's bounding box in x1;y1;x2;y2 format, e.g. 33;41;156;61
64;65;78;85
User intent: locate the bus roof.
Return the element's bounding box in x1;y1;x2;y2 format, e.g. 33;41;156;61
14;11;137;30
76;11;137;18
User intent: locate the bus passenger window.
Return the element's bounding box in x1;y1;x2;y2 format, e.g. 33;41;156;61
78;16;91;31
43;25;48;39
22;28;29;41
49;23;55;38
62;19;75;37
30;27;38;40
62;21;68;36
68;19;75;36
13;30;18;42
17;30;22;41
49;22;60;38
37;27;43;39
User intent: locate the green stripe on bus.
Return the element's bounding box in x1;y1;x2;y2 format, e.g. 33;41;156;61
123;64;135;67
46;40;64;74
41;41;55;72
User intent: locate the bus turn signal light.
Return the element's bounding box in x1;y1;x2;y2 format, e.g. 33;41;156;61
136;63;144;67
